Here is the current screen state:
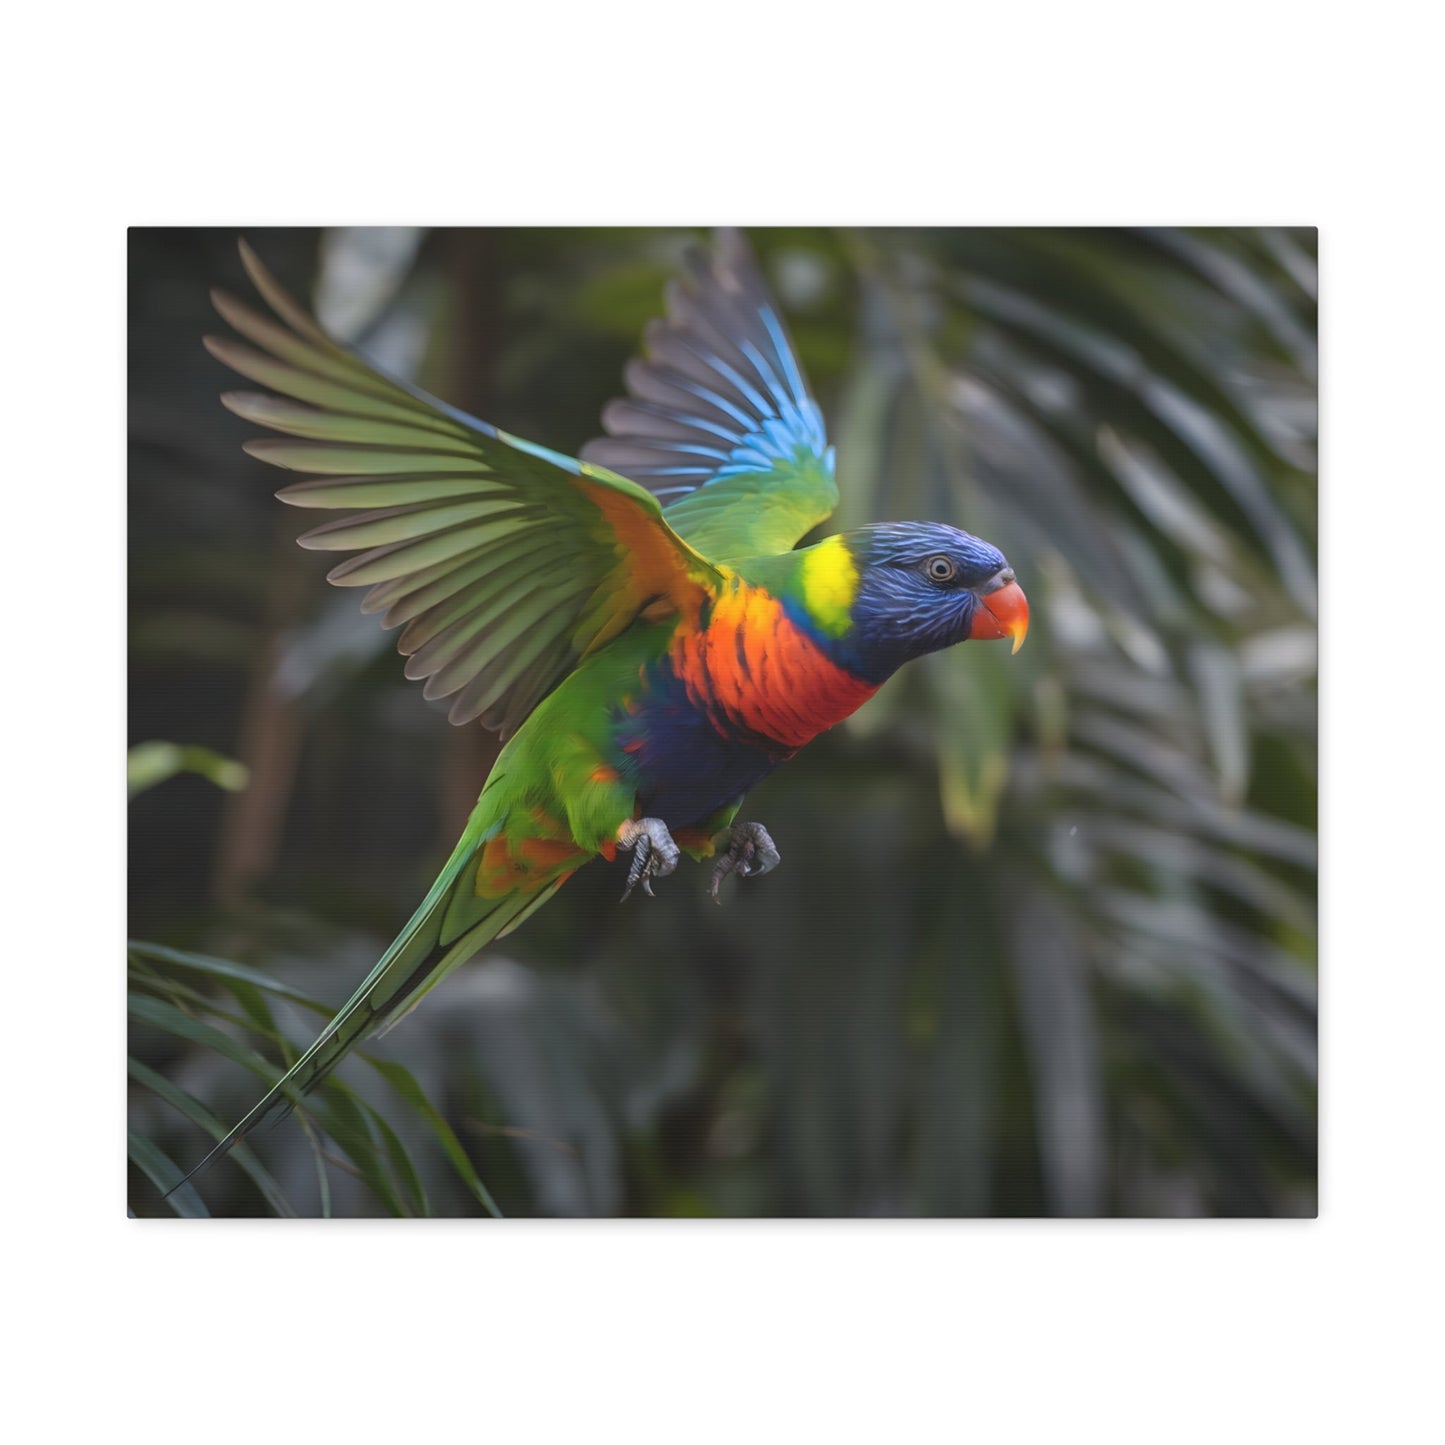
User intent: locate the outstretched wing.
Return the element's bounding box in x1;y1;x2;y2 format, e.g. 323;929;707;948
580;228;837;561
209;241;722;737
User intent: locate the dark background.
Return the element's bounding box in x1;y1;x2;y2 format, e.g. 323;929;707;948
128;227;1317;1217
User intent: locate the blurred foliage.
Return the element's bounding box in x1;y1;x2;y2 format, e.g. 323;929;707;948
128;738;501;1217
128;226;1316;1217
127;937;500;1218
128;740;250;798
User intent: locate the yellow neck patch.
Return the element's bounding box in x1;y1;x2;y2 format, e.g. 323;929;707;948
798;536;859;637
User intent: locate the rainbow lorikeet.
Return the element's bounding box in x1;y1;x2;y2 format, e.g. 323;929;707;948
182;230;1029;1179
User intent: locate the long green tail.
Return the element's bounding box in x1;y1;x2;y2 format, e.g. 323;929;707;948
167;798;569;1195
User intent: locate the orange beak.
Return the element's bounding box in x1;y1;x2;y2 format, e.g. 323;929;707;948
969;580;1029;654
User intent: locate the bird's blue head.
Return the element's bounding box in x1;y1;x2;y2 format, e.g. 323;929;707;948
794;521;1029;683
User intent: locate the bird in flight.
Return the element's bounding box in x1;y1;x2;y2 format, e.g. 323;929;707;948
181;229;1029;1182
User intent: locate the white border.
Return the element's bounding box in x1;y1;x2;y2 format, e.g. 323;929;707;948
7;2;1440;1438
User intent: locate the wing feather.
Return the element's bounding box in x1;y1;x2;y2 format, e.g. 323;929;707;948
211;240;721;736
581;229;837;559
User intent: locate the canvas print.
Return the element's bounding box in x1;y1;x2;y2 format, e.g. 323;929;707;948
128;228;1318;1218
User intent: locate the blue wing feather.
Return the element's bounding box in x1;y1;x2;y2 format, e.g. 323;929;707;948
580;228;838;560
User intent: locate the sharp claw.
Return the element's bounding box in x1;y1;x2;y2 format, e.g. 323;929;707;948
617;818;680;902
709;822;781;902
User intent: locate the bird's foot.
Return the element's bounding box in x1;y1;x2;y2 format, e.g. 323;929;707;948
617;817;681;900
709;821;781;903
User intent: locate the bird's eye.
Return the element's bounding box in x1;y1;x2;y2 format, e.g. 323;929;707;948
925;555;957;583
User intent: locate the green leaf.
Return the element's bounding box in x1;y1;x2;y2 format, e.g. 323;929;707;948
127;742;250;798
129;993;290;1082
128;1059;296;1217
127;940;329;1012
369;1059;503;1219
128;1131;209;1218
355;1096;429;1217
128;990;405;1215
926;643;1017;848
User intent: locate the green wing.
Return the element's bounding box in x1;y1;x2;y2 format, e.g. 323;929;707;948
580;228;838;561
209;241;721;737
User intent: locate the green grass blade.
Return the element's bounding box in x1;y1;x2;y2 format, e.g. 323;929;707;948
128;1058;296;1217
128;1132;209;1218
127;941;331;1013
368;1058;504;1218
